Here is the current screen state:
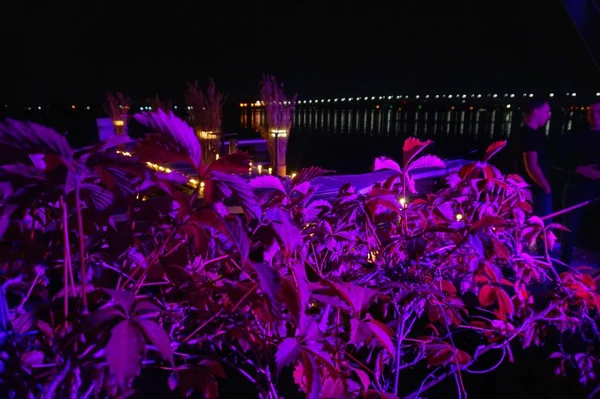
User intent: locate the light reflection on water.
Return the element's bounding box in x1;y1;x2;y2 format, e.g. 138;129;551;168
242;106;588;140
239;106;590;174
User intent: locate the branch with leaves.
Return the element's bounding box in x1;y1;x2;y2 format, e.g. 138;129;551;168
0;113;599;398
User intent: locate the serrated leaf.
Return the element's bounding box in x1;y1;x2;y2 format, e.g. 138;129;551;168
207;171;260;219
222;216;250;262
250;175;286;193
248;262;281;307
104;289;136;313
483;141;507;162
403;137;432;168
351;367;370;392
276;338;302;370
266;208;302;255
292;181;311;195
407;155;446;170
106;320;145;390
86;305;125;330
0;119;73;162
471;216;505;231
135;110;202;170
290;262;310;314
329;282;378;315
374;157;401;172
366;318;395;359
137;319;174;366
301;351;321;399
292;166;331;187
304;199;331;222
349;318;373;347
80;183;114;211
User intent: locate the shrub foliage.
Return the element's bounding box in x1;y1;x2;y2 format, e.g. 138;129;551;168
0;112;598;398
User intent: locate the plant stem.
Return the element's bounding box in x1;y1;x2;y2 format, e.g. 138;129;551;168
60;196;71;327
394;313;405;395
43;358;71;399
75;181;89;314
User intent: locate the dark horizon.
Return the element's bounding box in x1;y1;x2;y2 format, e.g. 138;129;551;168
1;0;599;104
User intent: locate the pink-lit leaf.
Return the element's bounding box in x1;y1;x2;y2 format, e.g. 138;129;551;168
250;175;286;193
207;171;260;220
248;262;281;307
482;141;507;162
495;287;514;318
208;152;251;175
471;216;505;231
426;343;455;367
276;338;302;370
106;319;146;390
135;110;202;170
374;157;401;173
479;285;496;307
292;181;312;195
20;351;45;368
546;223;571;232
322;377;348;398
328;282;379;316
301;351;321;399
291;166;332;187
290;262;310;314
0;119;73;162
407;155;446;171
104;289;136;313
223;216;250;262
546;230;557;249
366;318;395;359
350;318;373;347
403;137;432;168
86;305;125;329
137;319;174;366
304;199;331;222
266;208;302;255
351;367;371;392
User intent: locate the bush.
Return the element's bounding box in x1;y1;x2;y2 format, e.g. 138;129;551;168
0;111;599;398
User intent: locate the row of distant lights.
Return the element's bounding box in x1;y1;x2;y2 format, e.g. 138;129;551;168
12;91;599;111
241;92;600;107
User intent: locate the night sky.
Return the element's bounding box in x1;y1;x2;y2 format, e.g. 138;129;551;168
0;0;598;105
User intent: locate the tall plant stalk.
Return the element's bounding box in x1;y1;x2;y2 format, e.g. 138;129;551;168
75;180;88;314
260;75;297;176
186;80;225;165
60;196;72;327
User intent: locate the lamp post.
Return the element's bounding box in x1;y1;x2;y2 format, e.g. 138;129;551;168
270;129;288;176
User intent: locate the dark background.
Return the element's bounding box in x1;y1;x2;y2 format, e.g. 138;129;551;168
0;0;598;106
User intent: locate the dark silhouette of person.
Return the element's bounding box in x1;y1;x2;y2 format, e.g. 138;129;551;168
559;99;600;265
513;98;553;218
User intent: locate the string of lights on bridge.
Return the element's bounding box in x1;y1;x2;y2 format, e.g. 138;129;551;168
5;91;599;112
239;91;600;108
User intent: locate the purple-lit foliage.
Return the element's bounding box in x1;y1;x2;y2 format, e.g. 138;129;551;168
0;112;599;398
